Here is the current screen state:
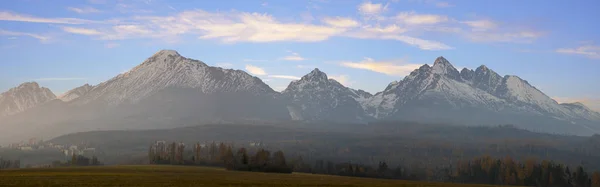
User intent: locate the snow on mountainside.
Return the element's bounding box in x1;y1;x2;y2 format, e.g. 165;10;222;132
365;57;504;118
560;102;600;121
58;84;94;102
365;56;600;133
72;50;276;106
0;82;56;117
282;68;372;122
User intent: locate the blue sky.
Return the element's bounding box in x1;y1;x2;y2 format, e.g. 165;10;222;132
0;0;599;111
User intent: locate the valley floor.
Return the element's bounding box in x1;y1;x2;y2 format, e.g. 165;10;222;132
0;165;507;187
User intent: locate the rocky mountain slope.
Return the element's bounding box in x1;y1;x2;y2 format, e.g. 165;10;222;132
0;82;56;117
1;51;599;143
58;84;94;102
282;68;373;122
365;57;600;134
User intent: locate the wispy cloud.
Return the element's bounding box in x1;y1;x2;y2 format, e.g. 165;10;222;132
88;0;106;4
62;27;103;35
358;1;388;16
339;57;422;76
35;77;87;81
460;19;542;43
322;17;359;27
280;51;306;61
104;42;119;48
434;1;454;8
395;11;449;25
0;29;49;42
0;11;94;24
67;7;102;14
245;65;267;75
268;75;301;80
462;20;497;31
556;45;600;59
466;31;543;43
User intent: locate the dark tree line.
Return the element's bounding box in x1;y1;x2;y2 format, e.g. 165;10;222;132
451;156;600;187
147;141;600;186
148;141;292;173
0;158;20;169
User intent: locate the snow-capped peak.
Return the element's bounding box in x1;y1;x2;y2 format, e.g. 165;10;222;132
302;68;328;81
430;56;461;80
153;49;180;57
0;82;56;117
73;49;275;106
282;68;372;122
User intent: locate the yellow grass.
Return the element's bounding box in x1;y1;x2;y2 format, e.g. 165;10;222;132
0;165;503;187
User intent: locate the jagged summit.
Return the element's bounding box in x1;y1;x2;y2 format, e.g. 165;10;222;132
431;56;460;80
0;82;56;117
477;65;489;71
282;68;372;122
73;50;275;106
152;49;180;57
434;56;450;64
302;68;328;81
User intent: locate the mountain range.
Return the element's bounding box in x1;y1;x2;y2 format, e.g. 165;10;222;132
1;50;598;143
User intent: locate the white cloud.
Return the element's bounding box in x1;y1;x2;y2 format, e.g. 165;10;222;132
0;29;49;42
0;11;93;24
344;24;451;50
466;31;543;43
329;75;350;85
216;62;234;68
281;52;306;61
322;17;359;27
35;77;87;81
460;19;542;43
358;1;387;15
62;27;103;35
88;0;106;4
67;7;102;14
383;35;452;50
462;20;497;31
556;45;600;59
434;1;454;8
395;11;448;25
104;42;119;48
268;75;301;80
339;57;422;76
245;64;267;75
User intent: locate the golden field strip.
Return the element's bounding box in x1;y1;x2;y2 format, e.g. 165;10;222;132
0;165;506;187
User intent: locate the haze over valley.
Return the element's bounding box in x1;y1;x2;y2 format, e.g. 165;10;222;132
1;50;599;144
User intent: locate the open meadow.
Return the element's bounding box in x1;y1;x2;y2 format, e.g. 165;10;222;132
0;165;507;187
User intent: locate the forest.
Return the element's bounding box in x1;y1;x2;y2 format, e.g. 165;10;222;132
147;141;600;187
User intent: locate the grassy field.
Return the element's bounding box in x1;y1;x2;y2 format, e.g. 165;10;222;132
0;165;504;187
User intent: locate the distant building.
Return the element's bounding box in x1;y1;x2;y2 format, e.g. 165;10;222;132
18;146;33;151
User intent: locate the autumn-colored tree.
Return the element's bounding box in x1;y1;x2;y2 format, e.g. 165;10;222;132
194;143;202;164
592;172;600;187
208;142;217;162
